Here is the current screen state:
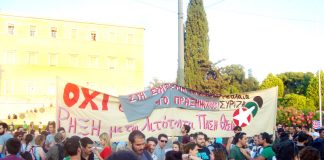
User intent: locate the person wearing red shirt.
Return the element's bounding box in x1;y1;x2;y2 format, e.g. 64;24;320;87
99;132;112;159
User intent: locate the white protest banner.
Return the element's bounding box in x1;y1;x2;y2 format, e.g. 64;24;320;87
57;79;277;141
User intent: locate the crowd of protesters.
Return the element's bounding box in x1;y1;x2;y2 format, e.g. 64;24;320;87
0;121;323;160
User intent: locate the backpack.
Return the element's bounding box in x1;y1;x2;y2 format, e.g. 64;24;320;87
20;151;34;160
20;146;35;160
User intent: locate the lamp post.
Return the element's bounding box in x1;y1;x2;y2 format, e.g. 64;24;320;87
177;0;185;86
319;70;322;127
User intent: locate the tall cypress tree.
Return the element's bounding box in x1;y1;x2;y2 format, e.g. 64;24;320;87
184;0;209;91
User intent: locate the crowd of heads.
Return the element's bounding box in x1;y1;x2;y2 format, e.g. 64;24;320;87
0;121;323;160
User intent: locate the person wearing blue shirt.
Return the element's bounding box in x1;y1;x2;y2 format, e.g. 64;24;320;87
0;122;14;158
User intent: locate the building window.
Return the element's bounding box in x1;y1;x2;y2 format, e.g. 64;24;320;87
30;25;36;37
127;34;134;43
27;52;37;64
71;29;77;39
4;51;16;64
89;55;99;67
48;53;58;66
91;31;96;41
69;54;79;67
107;56;117;69
8;24;14;35
3;80;15;95
126;58;135;70
26;82;36;95
109;32;115;42
51;27;57;38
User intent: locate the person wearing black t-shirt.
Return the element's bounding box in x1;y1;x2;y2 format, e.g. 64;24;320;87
195;132;210;160
80;137;95;160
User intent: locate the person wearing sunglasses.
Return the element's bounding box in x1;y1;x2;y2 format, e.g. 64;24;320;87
154;133;169;160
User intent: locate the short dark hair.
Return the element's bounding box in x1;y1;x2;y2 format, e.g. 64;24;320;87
297;132;308;143
183;142;197;154
25;134;33;146
107;150;139;160
158;133;168;140
64;137;80;156
233;132;246;144
147;137;158;145
6;138;21;155
41;131;48;137
183;125;191;133
165;150;182;160
260;132;273;144
318;128;324;134
57;127;65;133
0;122;8;130
302;126;309;130
274;140;298;160
128;130;145;143
54;133;64;143
295;125;302;129
80;137;93;148
233;126;242;132
299;146;320;160
172;141;181;150
195;132;207;141
189;133;196;138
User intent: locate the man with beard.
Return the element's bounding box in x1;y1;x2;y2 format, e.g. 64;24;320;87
226;126;242;155
253;132;276;160
229;132;251;160
128;130;152;160
0;122;13;158
80;137;95;160
146;137;158;160
195;132;211;160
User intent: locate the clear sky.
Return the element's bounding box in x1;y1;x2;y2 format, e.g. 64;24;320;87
1;0;324;86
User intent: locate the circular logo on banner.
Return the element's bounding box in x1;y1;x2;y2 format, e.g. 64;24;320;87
245;102;258;117
232;96;263;127
233;107;252;127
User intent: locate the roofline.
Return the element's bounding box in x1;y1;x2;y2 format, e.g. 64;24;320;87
0;12;145;30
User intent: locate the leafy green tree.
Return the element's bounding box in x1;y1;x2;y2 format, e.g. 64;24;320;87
260;73;284;97
242;77;259;92
219;64;259;93
221;64;244;93
201;65;230;94
306;71;324;109
277;72;314;95
281;94;316;112
184;0;209;92
222;64;245;84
